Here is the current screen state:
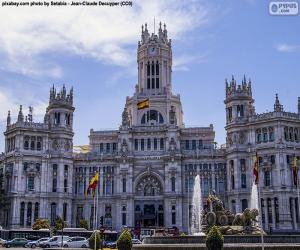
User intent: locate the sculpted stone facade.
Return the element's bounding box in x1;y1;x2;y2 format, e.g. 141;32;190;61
0;23;300;233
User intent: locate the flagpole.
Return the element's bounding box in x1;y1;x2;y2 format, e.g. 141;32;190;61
257;184;265;250
94;191;96;250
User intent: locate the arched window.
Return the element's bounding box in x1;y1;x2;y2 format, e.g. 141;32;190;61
171;177;176;192
264;171;271;187
256;129;262;143
27;202;32;226
20;202;25;226
284;127;288;141
267;198;272;223
34;202;39;221
231;175;235;190
50;203;57;225
274;197;279;223
24;136;29;150
241;199;248;211
30;137;35;150
289;127;294;141
37;137;42;151
241;173;247;189
263;128;268;142
141;110;164;125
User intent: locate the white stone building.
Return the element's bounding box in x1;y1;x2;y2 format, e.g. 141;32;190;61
0;23;300;233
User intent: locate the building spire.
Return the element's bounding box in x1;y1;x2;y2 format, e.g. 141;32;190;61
7;110;11;126
274;93;283;112
17;105;24;122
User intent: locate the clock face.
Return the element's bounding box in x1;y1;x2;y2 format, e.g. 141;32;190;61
148;46;157;55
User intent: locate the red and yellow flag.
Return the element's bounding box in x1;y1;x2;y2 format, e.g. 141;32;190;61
293;155;298;186
253;152;259;185
137;99;149;110
85;171;99;198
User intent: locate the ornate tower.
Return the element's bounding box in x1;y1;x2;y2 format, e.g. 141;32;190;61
224;75;254;125
137;22;172;96
46;85;74;131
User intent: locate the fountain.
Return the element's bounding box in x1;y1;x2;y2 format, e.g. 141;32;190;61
191;175;205;235
250;182;259;210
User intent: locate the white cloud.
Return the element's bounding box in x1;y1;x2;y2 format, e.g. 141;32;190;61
275;43;300;53
0;0;211;77
173;53;208;71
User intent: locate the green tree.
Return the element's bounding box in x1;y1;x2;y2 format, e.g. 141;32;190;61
88;231;101;250
54;216;66;231
117;229;132;250
205;225;224;250
79;219;89;230
32;218;50;230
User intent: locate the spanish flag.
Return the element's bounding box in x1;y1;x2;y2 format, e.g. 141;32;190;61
137;99;149;110
253;152;259;185
85;171;99;198
293;155;298;186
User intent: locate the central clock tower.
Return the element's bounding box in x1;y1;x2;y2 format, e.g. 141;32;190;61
137;22;172;96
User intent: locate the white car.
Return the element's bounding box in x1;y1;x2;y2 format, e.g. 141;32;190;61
62;237;88;248
25;237;50;248
39;236;70;248
132;239;142;245
0;238;7;246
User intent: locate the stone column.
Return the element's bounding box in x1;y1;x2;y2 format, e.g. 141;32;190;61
263;199;269;231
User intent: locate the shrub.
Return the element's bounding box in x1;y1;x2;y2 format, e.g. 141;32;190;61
88;231;101;250
32;218;50;230
79;219;89;230
206;225;224;250
117;229;132;250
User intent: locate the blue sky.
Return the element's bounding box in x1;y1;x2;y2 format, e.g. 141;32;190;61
0;0;299;151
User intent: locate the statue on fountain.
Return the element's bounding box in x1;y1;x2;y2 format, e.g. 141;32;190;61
204;191;263;235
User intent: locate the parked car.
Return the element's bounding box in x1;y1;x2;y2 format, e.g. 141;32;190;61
0;238;7;246
25;237;50;248
132;238;142;244
39;236;70;248
62;237;88;248
3;238;29;248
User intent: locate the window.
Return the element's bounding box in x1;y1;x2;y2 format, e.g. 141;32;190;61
160;138;164;150
203;178;209;195
261;199;265;223
52;179;57;192
30;137;35;150
34;202;39;221
156;78;159;89
122;213;126;226
27;176;34;191
154;138;157;150
122;178;126;193
267;198;272;223
20;202;25;226
64;179;68;193
100;143;103;153
54;112;60;125
27;202;32;226
231;200;236;214
185;140;190;150
198;140;203;149
63;203;68;221
141;110;164;124
241;199;248;211
192;140;196;150
228;107;232;121
76;206;84;227
171;205;176;225
241;173;246;188
274;198;279;223
37;137;42;151
106;143;110;152
141;139;144;151
231;175;235;190
270;155;276;165
147;138;151;150
113;143;117;152
256;129;262;143
264;171;271;187
24;136;29;150
134;139;138;150
263;128;268;142
171;177;176;192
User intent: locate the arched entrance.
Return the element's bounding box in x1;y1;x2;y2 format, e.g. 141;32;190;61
134;174;164;227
